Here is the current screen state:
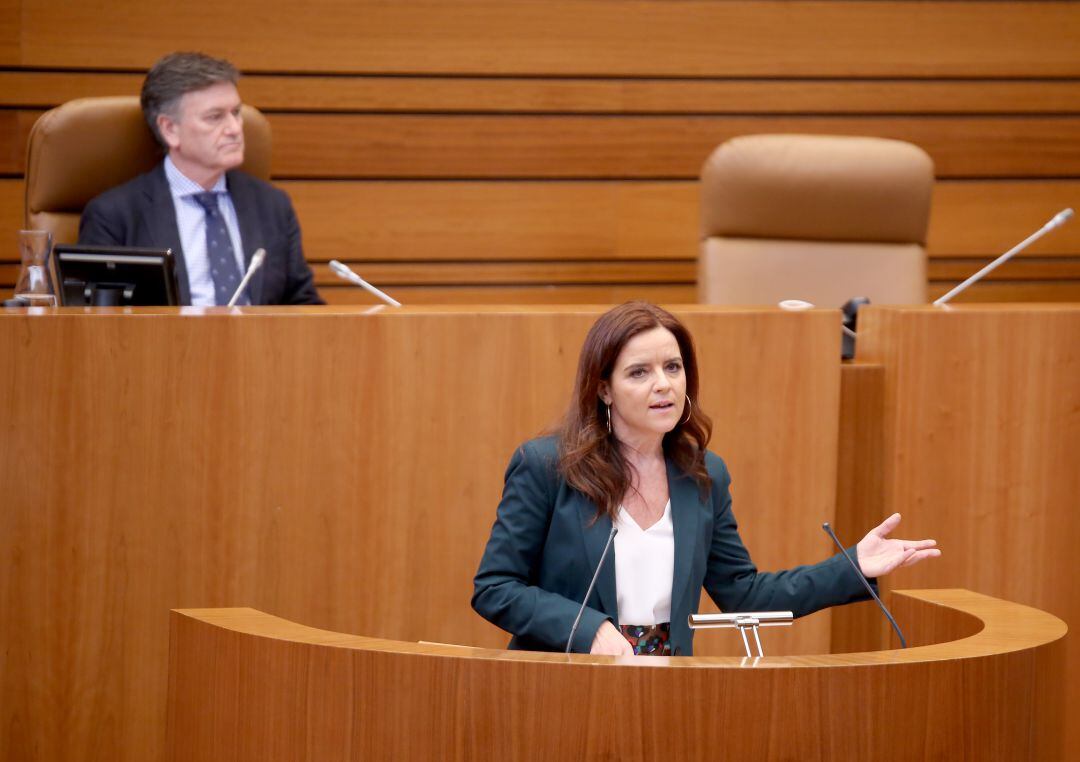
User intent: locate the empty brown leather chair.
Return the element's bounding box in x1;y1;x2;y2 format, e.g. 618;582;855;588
699;134;934;306
24;96;272;245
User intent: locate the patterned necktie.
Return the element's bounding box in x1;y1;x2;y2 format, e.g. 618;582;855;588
192;191;247;306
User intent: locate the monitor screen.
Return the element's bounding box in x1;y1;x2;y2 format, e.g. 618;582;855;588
54;245;179;306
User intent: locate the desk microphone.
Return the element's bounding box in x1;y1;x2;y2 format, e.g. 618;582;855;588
227;248;266;307
566;525;618;654
934;208;1074;306
328;260;403;308
821;522;907;649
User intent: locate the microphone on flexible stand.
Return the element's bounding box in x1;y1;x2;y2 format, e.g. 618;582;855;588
227;248;266;307
566;525;618;654
822;522;907;649
934;208;1074;306
328;260;403;308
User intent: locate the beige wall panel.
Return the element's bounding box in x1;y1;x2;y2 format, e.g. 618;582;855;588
0;307;843;762
856;304;1080;755
6;71;1080;115
14;2;1080;77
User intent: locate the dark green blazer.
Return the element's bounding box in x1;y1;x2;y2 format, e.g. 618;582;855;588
472;437;872;655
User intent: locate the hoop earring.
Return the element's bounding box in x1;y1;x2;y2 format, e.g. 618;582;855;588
681;395;692;425
606;403;613;434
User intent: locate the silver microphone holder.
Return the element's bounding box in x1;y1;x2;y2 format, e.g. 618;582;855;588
688;611;794;657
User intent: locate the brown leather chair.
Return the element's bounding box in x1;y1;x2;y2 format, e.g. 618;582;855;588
699;134;934;306
24;96;272;245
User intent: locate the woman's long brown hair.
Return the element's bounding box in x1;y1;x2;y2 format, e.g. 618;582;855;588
557;302;713;521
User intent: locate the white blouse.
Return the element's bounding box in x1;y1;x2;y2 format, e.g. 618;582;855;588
613;499;674;625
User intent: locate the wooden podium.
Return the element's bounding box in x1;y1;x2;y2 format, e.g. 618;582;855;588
166;590;1065;761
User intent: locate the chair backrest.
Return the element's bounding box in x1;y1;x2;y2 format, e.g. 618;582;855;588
699;134;934;306
24;96;272;245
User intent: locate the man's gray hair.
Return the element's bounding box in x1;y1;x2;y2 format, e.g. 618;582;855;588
140;52;240;147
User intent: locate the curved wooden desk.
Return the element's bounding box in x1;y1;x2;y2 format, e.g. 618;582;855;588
167;589;1065;761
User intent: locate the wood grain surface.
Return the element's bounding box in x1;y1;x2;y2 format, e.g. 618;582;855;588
0;306;844;762
7;71;1080;114
856;303;1080;757
164;590;1066;761
9;2;1080;77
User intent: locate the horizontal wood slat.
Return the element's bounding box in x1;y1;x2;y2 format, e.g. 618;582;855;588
10;2;1080;77
926;280;1080;303
928;259;1080;281
266;114;1080;179
309;283;695;305
311;260;693;286
287;181;698;262
284;180;1080;262
6;108;1079;179
4;72;1080;115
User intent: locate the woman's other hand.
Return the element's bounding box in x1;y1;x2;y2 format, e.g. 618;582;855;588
857;513;941;578
590;620;635;656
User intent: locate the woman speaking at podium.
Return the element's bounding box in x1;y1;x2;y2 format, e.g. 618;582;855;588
472;302;939;656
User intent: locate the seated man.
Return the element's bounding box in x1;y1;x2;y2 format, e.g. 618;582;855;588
79;52;323;305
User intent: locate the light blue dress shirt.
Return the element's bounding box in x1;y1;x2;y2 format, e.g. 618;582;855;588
163;157;246;307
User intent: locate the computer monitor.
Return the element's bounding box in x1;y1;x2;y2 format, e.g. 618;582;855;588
54;245;179;306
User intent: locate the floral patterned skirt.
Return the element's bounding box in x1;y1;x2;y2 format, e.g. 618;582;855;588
619;622;672;656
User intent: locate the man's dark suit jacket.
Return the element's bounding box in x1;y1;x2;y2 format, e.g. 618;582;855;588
79;162;323;305
473;437;873;655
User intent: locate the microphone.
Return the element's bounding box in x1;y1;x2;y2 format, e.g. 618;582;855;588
934;208;1074;306
328;260;402;308
227;248;266;307
566;525;618;654
821;522;907;649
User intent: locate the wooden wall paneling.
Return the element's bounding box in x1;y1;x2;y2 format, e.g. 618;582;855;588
0;0;17;67
16;109;1080;179
5;71;1080;115
0;111;35;177
831;362;890;654
266;114;1080;179
0;307;843;762
855;304;1080;756
928;180;1080;256
318;284;696;305
290;179;1080;262
14;2;1080;77
926;281;1080;303
288;180;698;263
4;176;1080;299
929;258;1080;281
309;261;695;286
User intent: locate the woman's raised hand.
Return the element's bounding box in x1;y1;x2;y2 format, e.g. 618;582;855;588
856;513;941;578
